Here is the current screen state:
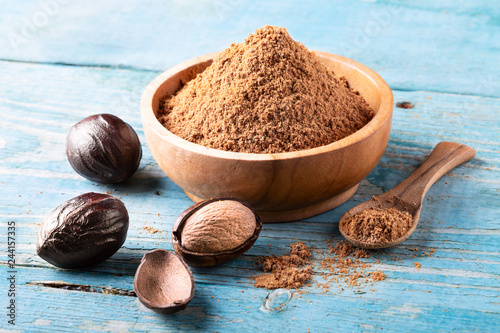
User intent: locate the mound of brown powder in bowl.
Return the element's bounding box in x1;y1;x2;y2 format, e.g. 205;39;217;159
342;207;413;244
158;25;374;154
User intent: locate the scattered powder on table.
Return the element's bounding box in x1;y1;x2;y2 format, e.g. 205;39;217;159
342;207;413;244
318;241;386;291
425;248;435;256
253;240;386;291
371;271;386;282
158;25;374;154
355;249;370;258
331;239;354;257
142;226;160;234
254;241;313;289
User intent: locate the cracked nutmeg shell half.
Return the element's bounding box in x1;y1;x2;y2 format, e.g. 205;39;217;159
66;113;142;184
134;249;195;314
37;192;129;268
172;197;262;266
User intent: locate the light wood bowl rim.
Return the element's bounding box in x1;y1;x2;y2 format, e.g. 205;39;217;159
141;51;393;160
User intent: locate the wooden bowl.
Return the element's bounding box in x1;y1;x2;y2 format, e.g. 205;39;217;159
141;51;393;222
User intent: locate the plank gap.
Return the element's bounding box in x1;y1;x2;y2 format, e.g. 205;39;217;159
27;281;136;297
0;57;160;73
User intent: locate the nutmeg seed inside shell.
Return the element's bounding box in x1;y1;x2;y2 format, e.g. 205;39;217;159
181;200;256;253
172;197;262;266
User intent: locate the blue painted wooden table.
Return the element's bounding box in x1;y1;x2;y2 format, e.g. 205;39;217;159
1;1;499;332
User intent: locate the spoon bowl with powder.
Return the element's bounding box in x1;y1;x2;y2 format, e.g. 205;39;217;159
339;142;476;249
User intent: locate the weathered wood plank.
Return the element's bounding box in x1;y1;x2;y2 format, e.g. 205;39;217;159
2;262;499;333
0;58;499;332
0;0;499;96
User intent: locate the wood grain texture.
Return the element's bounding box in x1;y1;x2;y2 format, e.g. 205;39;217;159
0;1;499;332
0;0;499;96
0;58;498;332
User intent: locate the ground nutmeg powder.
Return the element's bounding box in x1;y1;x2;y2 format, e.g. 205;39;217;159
342;207;413;244
254;241;313;289
158;25;374;153
253;240;387;291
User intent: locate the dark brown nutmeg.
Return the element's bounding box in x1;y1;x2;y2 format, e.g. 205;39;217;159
36;192;129;268
66;113;142;184
172;197;262;267
134;249;195;314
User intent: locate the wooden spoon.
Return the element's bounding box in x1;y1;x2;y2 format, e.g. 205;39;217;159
339;142;476;249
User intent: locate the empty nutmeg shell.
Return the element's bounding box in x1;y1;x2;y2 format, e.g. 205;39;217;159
36;192;129;268
172;197;262;266
134;249;195;314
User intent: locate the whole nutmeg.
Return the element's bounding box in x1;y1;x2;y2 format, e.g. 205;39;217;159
37;192;129;268
66;113;142;184
172;197;262;266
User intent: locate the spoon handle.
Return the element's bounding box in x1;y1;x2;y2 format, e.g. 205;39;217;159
389;142;476;204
